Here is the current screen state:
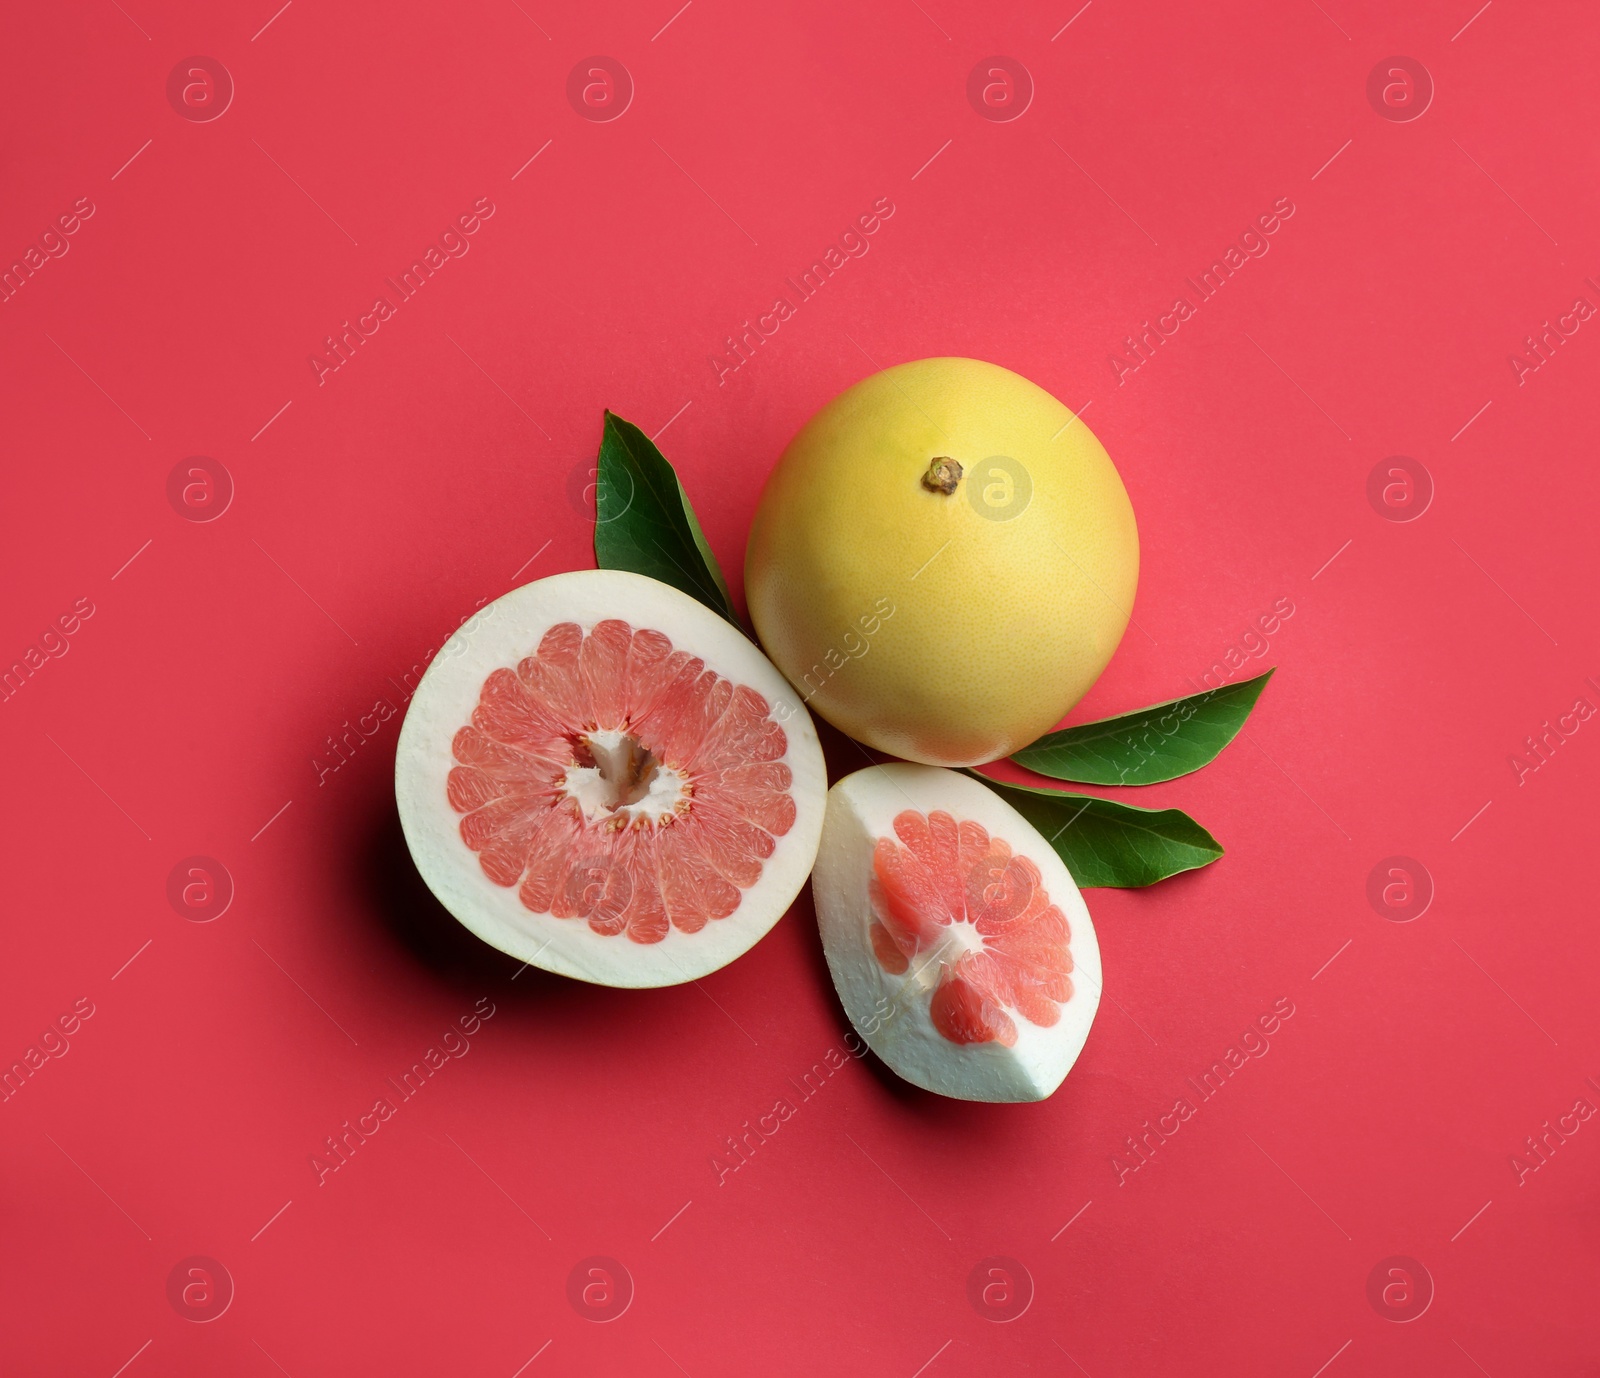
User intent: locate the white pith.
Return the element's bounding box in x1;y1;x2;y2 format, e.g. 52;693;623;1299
561;728;691;826
812;763;1102;1103
395;570;827;989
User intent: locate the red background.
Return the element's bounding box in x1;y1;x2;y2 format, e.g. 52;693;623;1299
3;1;1598;1374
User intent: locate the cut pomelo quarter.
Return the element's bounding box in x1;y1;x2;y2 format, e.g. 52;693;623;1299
396;569;826;988
812;764;1101;1102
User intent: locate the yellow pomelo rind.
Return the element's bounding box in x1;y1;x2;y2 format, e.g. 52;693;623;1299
745;358;1139;765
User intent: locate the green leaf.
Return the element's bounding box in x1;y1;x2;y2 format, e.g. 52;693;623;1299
592;410;741;628
963;771;1224;887
1009;669;1274;786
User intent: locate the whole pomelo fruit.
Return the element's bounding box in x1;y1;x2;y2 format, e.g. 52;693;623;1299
745;357;1138;766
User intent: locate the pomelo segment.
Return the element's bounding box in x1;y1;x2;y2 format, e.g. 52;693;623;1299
396;570;826;988
812;764;1101;1102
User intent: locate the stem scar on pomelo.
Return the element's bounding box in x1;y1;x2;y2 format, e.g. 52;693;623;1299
744;357;1139;767
812;764;1101;1102
395;570;827;988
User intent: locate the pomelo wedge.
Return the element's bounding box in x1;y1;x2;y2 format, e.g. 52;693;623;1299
396;570;826;988
812;764;1101;1101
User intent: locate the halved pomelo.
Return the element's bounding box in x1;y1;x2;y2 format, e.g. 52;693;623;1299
396;570;826;988
812;764;1101;1101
